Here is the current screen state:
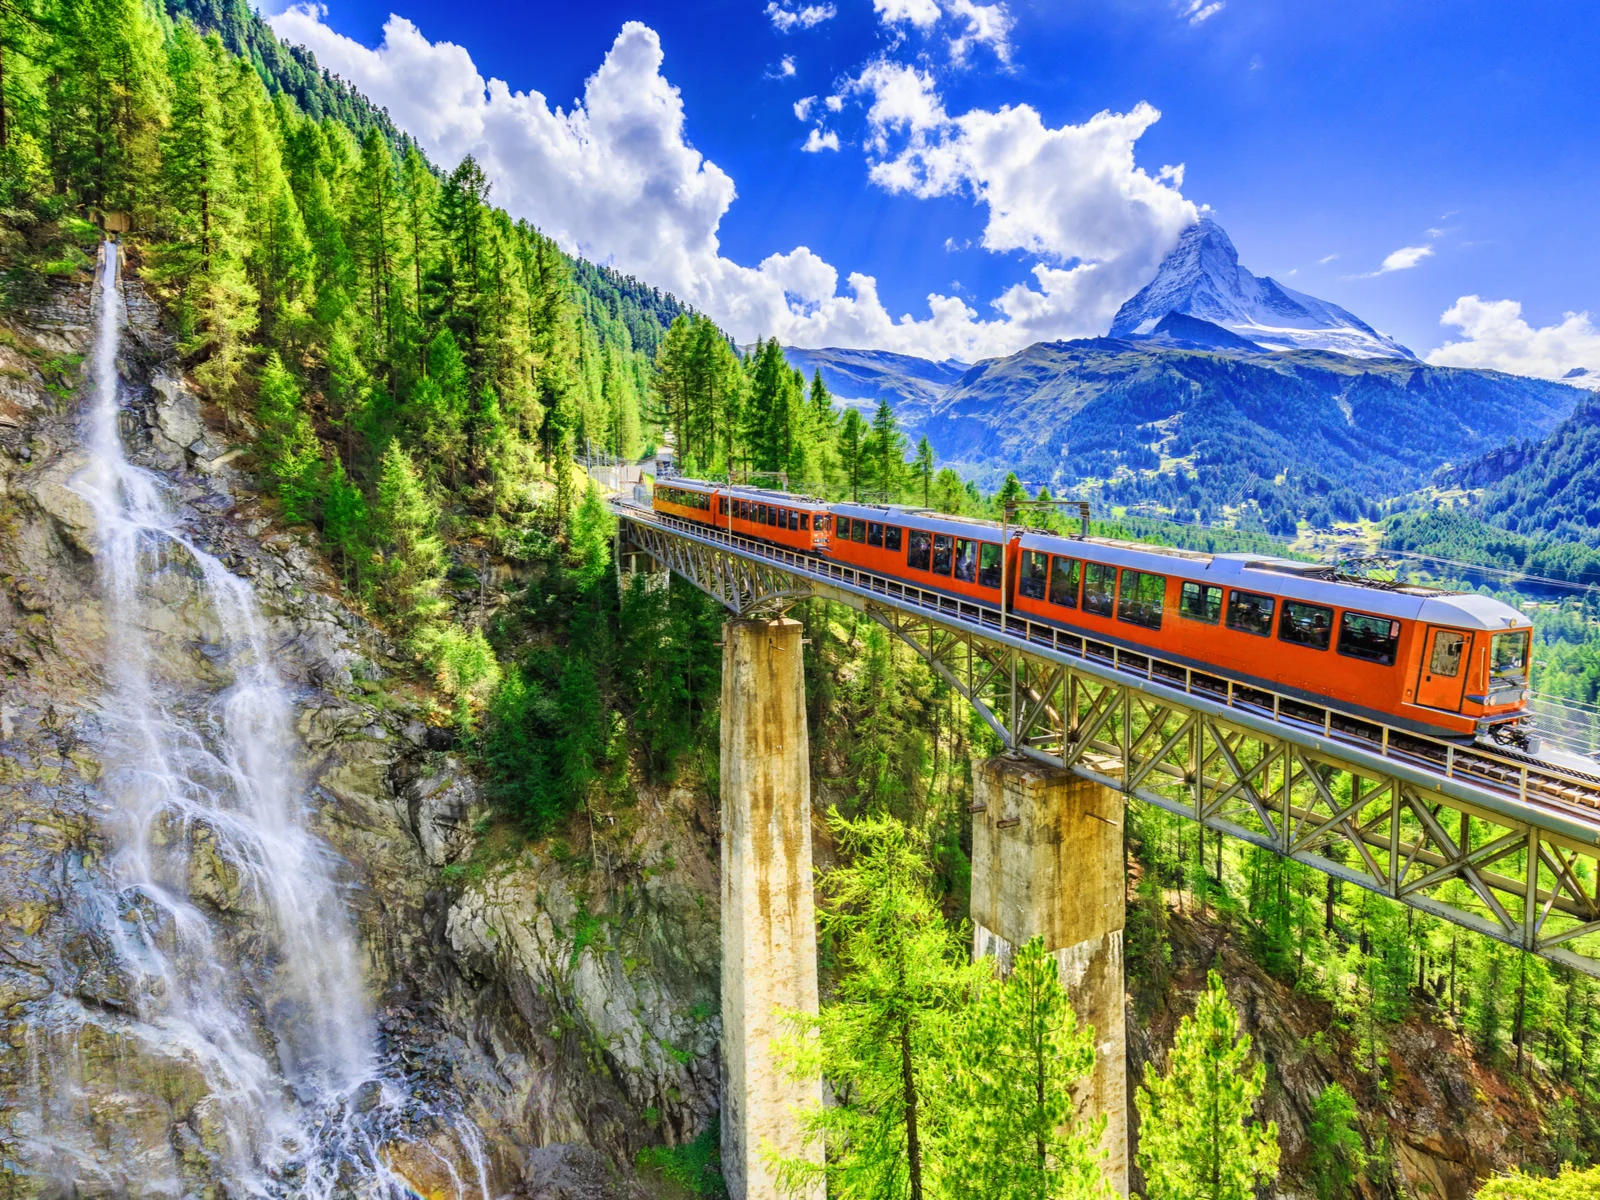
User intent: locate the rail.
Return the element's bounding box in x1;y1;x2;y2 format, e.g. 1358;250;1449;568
612;498;1600;842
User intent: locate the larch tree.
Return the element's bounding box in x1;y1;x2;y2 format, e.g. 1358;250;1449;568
771;811;980;1200
946;936;1110;1200
1134;970;1279;1200
913;437;935;508
371;439;448;630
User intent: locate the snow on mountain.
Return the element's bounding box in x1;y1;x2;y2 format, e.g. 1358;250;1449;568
1109;217;1415;360
1562;366;1600;392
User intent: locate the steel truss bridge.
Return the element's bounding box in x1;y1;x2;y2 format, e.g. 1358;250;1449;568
613;500;1600;976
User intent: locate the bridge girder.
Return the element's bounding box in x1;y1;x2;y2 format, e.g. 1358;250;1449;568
616;506;1600;975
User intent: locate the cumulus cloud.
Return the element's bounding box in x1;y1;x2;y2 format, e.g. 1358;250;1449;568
266;9;1194;359
947;0;1014;63
803;127;841;152
1426;297;1600;386
793;95;815;121
874;0;942;29
773;54;797;77
766;2;836;31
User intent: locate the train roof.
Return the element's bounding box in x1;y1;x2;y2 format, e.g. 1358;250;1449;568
1017;532;1532;631
656;477;829;506
830;502;1015;542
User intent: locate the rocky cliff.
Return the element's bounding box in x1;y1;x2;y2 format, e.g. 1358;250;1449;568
0;271;722;1197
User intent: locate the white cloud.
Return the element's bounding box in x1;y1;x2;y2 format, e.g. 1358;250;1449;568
1317;253;1338;264
803;127;841;152
766;2;837;31
793;95;815;121
1371;243;1433;275
874;0;942;28
1178;0;1224;24
1426;297;1600;386
266;9;1195;360
774;54;797;77
947;0;1014;63
824;94;844;112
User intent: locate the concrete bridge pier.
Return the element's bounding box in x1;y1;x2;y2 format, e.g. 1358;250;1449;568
719;617;824;1200
971;755;1129;1196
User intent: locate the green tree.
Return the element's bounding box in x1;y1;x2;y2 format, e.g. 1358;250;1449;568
867;399;905;501
948;937;1110;1200
370;439;448;628
772;811;979;1200
1134;970;1279;1200
1305;1083;1364;1200
1477;1165;1600;1200
839;407;867;501
913;437;935;508
254;353;322;524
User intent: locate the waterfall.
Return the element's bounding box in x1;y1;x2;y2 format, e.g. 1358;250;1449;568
54;241;489;1196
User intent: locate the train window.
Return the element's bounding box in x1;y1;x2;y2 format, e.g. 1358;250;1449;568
1083;562;1115;616
851;519;866;544
1117;570;1166;630
1428;630;1465;677
1019;551;1048;599
1179;582;1223;624
1226;590;1275;637
932;534;953;574
886;526;904;553
953;539;979;583
1280;600;1333;650
800;513;810;531
1491;630;1529;682
1049;557;1081;608
908;529;932;570
868;522;884;548
978;543;1002;589
790;510;801;531
1338;612;1400;665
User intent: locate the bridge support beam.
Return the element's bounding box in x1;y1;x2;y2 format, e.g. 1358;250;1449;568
719;618;824;1200
971;756;1129;1196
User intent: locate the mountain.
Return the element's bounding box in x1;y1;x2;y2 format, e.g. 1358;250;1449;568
1109;218;1414;360
1473;395;1600;546
1562;366;1600;392
781;336;1582;529
779;345;969;419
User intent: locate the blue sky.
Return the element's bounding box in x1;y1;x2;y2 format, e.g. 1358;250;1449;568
268;0;1600;376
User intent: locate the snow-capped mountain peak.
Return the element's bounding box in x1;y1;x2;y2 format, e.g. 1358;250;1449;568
1110;217;1416;360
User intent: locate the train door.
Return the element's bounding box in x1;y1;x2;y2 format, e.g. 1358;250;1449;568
1415;626;1468;712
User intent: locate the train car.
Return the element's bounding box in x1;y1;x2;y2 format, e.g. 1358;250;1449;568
651;478;832;554
1007;530;1532;740
719;485;832;554
826;502;1016;604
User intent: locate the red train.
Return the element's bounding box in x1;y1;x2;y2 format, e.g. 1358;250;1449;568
651;480;1534;741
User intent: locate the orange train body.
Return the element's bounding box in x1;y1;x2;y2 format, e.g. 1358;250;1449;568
651;481;1533;740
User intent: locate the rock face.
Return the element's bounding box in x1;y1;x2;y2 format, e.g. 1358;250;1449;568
0;272;721;1196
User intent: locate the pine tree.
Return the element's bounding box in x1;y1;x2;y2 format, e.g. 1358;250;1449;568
947;937;1110;1200
772;811;980;1200
1305;1082;1365;1200
868;399;905;502
913;437;935;508
254;352;322;524
371;439;448;628
321;453;368;589
1134;970;1279;1200
839;408;867;501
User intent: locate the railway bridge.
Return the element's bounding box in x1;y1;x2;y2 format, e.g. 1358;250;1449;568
610;496;1600;1200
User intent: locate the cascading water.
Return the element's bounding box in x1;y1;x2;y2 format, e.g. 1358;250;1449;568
48;240;491;1196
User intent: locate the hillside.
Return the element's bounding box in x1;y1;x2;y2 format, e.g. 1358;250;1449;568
1474;396;1600;547
778;344;968;419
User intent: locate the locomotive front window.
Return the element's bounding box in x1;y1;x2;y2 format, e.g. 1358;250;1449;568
932;535;953;574
1490;631;1530;683
1117;570;1166;630
868;522;884;548
1083;562;1115;617
1050;557;1081;608
1338;613;1401;665
953;539;978;583
1226;590;1275;637
1279;600;1333;650
978;543;1002;588
1019;551;1048;599
1428;630;1465;677
1179;582;1223;624
886;526;904;553
908;530;932;570
851;519;866;543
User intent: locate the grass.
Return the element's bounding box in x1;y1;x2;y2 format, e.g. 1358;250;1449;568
635;1122;727;1198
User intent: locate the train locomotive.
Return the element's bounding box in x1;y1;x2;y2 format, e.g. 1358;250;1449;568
651;478;1534;743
